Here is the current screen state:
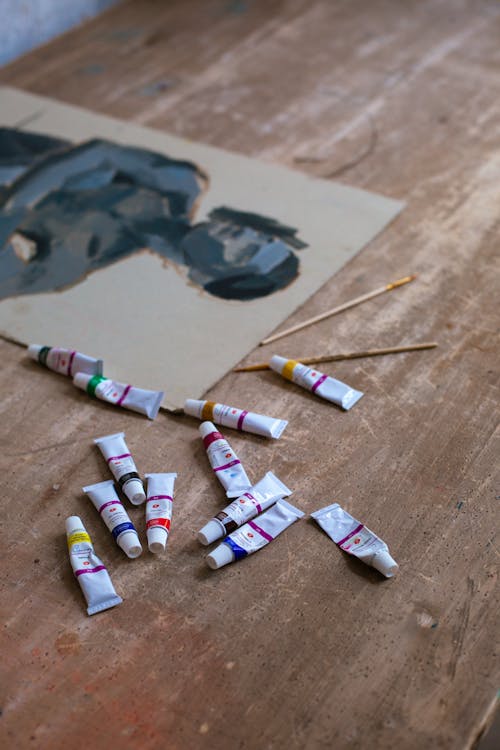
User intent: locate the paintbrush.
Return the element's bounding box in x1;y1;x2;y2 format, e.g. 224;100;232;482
259;274;417;346
233;342;438;372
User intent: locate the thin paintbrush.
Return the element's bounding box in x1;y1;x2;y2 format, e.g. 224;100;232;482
234;342;438;372
259;274;417;346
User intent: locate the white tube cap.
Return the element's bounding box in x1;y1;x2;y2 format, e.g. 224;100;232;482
206;543;235;570
123;478;146;505
371;550;399;578
147;526;168;554
184;399;203;417
118;531;143;559
197;519;225;546
199;421;218;439
65;515;84;535
269;355;288;374
27;344;43;361
73;372;92;390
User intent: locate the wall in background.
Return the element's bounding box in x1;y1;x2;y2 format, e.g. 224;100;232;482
0;0;121;66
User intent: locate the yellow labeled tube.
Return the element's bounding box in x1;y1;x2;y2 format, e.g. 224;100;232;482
184;399;288;439
269;356;363;410
66;516;122;615
200;421;252;498
145;473;177;553
83;480;143;559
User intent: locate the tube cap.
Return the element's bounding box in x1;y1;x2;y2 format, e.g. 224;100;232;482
65;515;84;535
73;372;92;390
123;478;146;505
371;550;399;578
197;519;225;546
269;355;288;374
206;543;235;570
147;526;168;554
199;421;217;440
27;344;43;361
118;531;143;559
184;399;203;417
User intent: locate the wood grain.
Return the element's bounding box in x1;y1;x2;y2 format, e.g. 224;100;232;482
0;1;499;749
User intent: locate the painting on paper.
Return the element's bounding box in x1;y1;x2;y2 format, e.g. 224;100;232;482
0;88;403;408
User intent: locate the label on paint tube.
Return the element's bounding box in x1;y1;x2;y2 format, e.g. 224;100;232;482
291;363;328;390
96;379;131;405
111;459;140;488
100;501;135;541
100;446;138;481
290;362;361;409
208;438;239;472
145;474;177;532
42;347;76;375
216;494;260;533
338;524;378;554
146;498;172;531
145;473;177;553
224;524;270;559
311;502;399;578
200;421;252;498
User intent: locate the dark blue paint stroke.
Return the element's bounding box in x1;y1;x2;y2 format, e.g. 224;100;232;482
182;208;303;300
0;129;306;302
0;127;69;202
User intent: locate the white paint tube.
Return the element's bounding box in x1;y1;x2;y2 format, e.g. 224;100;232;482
198;471;292;545
66;515;122;616
311;502;398;578
207;498;304;569
73;373;163;420
28;344;103;377
144;473;177;554
83;480;143;559
200;421;252;498
184;398;288;439
269;356;363;410
94;432;145;505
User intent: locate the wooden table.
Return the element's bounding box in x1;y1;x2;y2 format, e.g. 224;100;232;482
0;1;498;748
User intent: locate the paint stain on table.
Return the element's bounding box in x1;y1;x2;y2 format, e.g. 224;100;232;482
55;631;81;656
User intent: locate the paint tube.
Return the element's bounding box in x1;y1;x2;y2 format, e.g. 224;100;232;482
28;344;103;377
73;373;163;420
198;471;292;545
83;480;143;559
199;421;252;498
66;516;122;615
269;356;363;410
207;498;303;569
184;399;288;439
94;432;145;505
311;502;398;578
144;473;177;553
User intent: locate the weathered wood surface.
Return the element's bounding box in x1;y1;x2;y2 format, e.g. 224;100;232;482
0;1;498;748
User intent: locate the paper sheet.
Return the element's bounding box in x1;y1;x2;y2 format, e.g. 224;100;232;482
0;87;403;409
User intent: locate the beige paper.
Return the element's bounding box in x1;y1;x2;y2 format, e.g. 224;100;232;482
0;87;403;409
